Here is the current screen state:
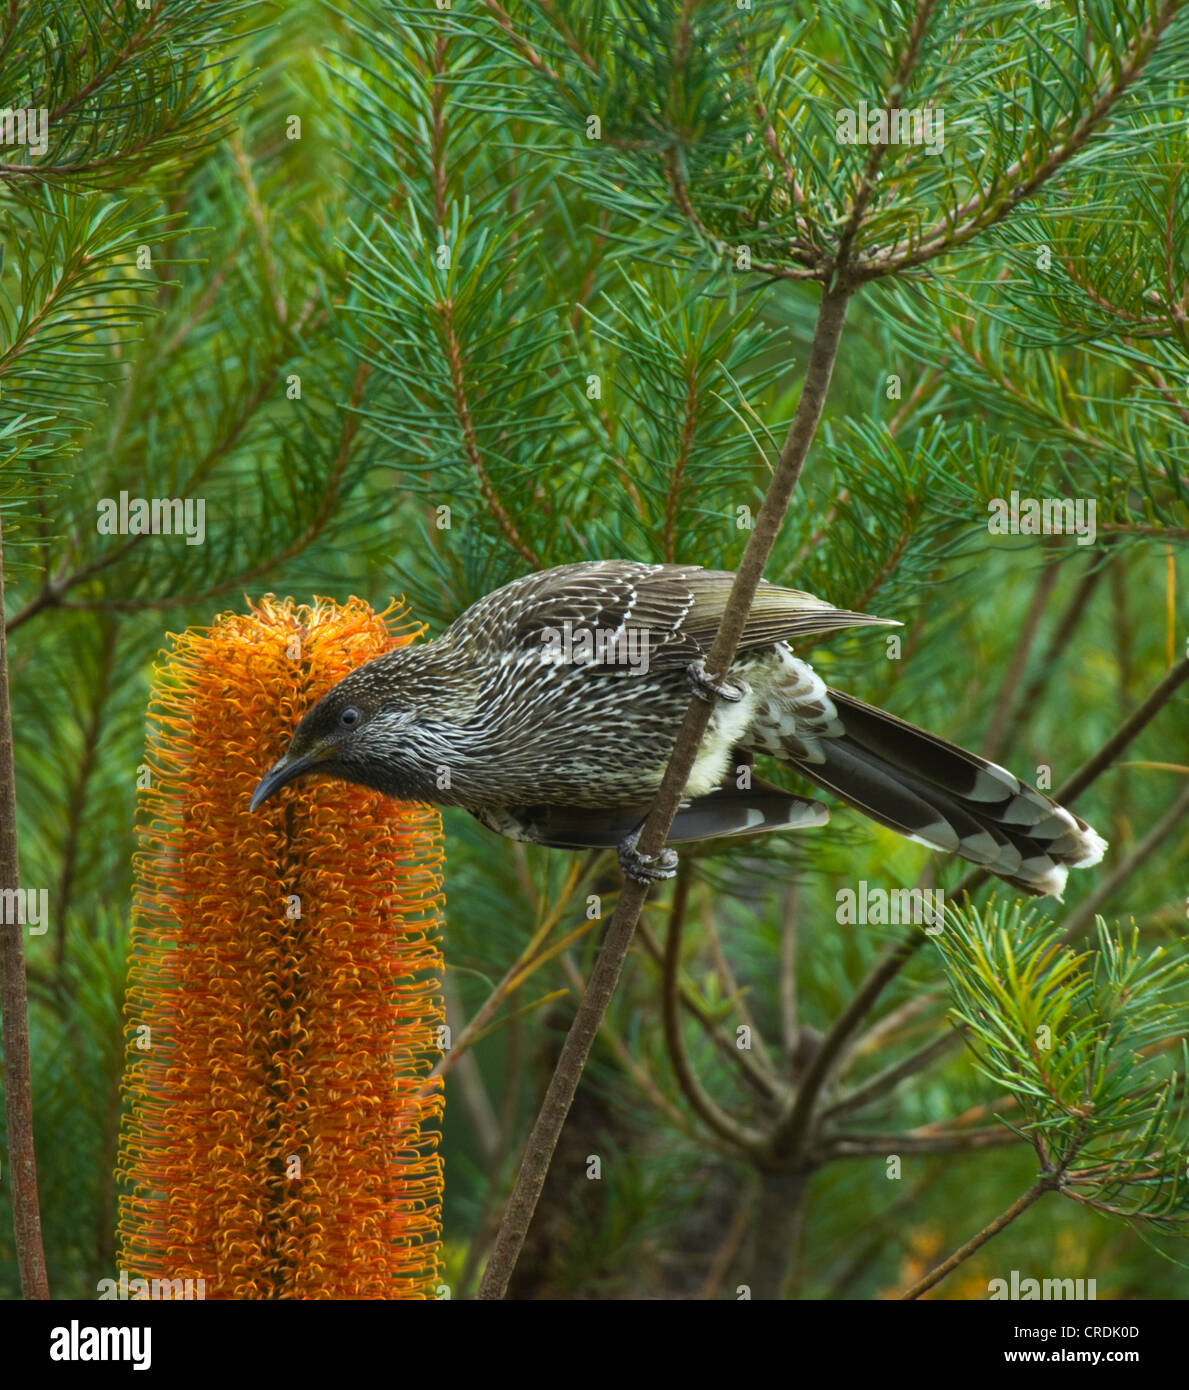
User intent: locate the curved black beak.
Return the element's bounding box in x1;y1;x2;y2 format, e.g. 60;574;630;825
250;751;318;811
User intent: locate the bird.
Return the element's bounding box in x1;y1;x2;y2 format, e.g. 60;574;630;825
250;559;1107;897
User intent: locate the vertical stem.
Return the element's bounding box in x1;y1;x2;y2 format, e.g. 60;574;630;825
979;554;1061;761
747;1166;811;1299
0;515;50;1298
989;552;1108;759
778;866;800;1062
898;1178;1052;1300
661;864;766;1151
476;284;852;1299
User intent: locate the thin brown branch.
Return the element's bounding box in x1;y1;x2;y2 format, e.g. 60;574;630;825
824;1126;1021;1159
778;871;800;1060
457;1014;523;1297
0;236;91;377
1097;523;1189;541
538;0;599;72
476;280;853;1299
842;510;917;619
54;619;117;975
766;926;923;1165
862;1;1182;280
230;133;287;325
980;555;1063;761
912;1093;1022;1134
733;40;802;203
158;227;251;362
426;32;540;568
430;33;451;226
888;365;942;435
1059;250;1166;330
445;974;501;1164
568;215;608;334
989;550;1109;759
662;359;701;562
636;917;786;1104
558;953;710;1145
6;310;329;634
1056;780;1189;946
424;855;596;1090
777;649;1189;1146
695;1183;755;1300
1133;355;1189;429
1055;655;1189;805
37;9;161;121
823;1179;930;1298
0;515;50;1298
699;892;776;1073
835;0;941;275
480;0;561;81
898;1176;1053;1299
440;300;540;567
660;863;768;1153
822;1030;956;1121
846;987;943;1062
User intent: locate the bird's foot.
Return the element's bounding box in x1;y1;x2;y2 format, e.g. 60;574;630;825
687;658;747;704
617;828;679;885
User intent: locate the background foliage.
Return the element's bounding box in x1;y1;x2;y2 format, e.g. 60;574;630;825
1;0;1187;1299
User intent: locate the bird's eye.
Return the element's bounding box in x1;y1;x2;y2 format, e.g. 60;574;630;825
339;706;362;729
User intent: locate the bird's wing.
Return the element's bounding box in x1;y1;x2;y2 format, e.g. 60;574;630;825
493;560;896;672
675;569;900;654
473;779;829;849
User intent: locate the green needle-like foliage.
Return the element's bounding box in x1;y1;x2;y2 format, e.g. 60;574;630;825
938;901;1189;1228
2;0;1188;1301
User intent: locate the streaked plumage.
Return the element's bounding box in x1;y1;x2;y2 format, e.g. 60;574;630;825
250;560;1107;897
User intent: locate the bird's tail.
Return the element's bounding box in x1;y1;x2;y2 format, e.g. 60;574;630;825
778;689;1107;898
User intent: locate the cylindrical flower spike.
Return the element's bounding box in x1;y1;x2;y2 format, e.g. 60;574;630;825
117;596;445;1300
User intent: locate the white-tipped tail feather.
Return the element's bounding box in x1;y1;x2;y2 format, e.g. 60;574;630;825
749;653;1108;898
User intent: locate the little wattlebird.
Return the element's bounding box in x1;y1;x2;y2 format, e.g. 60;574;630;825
250;559;1107;897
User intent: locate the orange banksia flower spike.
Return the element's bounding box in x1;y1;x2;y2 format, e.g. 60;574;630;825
117;596;445;1299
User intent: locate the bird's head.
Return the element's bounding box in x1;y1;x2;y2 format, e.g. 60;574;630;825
249;659;425;811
